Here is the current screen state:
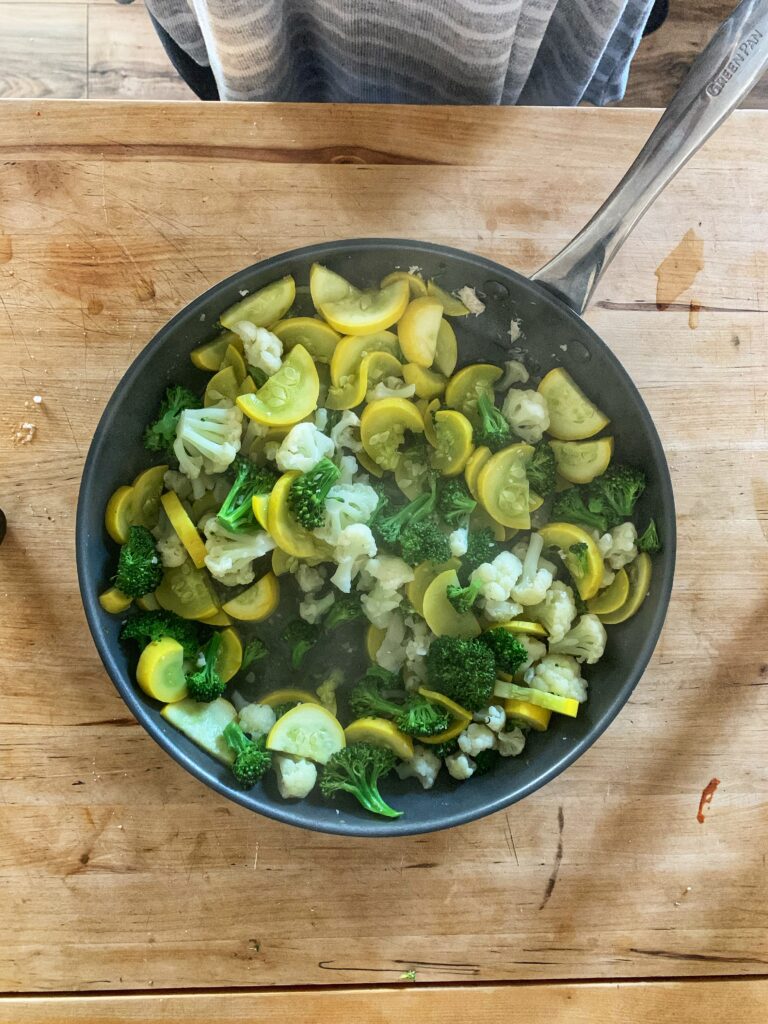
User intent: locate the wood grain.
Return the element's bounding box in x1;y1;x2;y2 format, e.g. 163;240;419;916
0;101;767;994
3;980;768;1022
0;4;87;99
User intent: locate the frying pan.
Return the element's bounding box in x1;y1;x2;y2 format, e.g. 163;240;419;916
76;1;768;836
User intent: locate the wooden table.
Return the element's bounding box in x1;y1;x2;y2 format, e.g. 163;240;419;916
0;101;766;1022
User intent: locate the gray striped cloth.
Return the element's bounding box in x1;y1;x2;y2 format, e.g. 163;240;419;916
146;0;655;105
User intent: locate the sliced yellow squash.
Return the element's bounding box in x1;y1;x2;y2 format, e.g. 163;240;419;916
271;317;341;363
204;364;240;407
406;558;461;617
260;688;320;708
380;270;427;297
215;626;242;683
190;331;243;372
131;464;169;530
422;568;481;639
266;703;346;764
199;608;231;627
360;397;424;471
433;319;458;377
538;367;609;441
493;680;579;718
271;546;297;576
330;330;400;386
416;687;472;746
161;697;238;764
464;445;491;502
238;375;257;396
426;280;470;316
477;443;534;529
105;484;135;544
136;592;160;612
402;363;447;400
493;619;548;639
345;717;414;760
309;263;360;308
99;586;132;614
137;637;188;703
397;296;444;366
502;699;551;731
251;493;270;531
599;553;652;625
429;409;474;476
237;344;319;427
538;522;603;601
155;560;219;620
267;472;326;558
318;279;409;336
221;571;280;622
550;438;614;484
587;568;630;616
220;343;247;384
357;449;385;478
365;624;386;662
220;275;296;330
160;490;207;569
445;363;503;426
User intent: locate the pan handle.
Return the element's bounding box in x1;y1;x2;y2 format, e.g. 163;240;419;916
531;0;768;314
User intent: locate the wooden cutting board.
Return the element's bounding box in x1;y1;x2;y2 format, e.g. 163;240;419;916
0;101;767;1014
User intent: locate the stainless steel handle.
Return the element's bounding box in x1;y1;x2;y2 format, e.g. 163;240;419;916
531;0;768;314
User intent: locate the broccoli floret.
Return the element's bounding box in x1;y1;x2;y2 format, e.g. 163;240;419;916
588;465;646;527
426;636;496;712
480;627;528;675
186;632;226;703
473;393;513;452
638;518;661;553
223;721;272;786
281;619;320;668
399;517;451;566
551;486;609;534
240;636;268;669
349;669;448;737
526;442;557;496
120;609;205;660
287;457;341;530
319;742;402;818
396;695;450;738
432;737;460;758
436;478;477;527
114;525;163;598
323;592;364;631
272;701;299;719
461;527;500;580
568;541;589;575
446;579;482;613
217;456;278;533
143;385;201;454
473;748;501;776
370;489;434;547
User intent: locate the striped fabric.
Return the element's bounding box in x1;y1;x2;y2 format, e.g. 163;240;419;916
146;0;654;105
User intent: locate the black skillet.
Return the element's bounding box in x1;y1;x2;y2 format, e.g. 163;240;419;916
76;2;768;836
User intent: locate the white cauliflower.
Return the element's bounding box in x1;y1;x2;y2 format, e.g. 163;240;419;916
264;440;280;462
549;614;607;665
296;563;325;593
527;580;577;644
238;703;276;738
275;422;335;473
458;723;497;756
316;481;379;546
526;653;587;702
457;285;485;315
337;454;359;484
367;377;416;401
445;751;476;780
497;726;526;757
600;522;638;570
511;532;554;606
240;417;269;457
330;410;363;452
314;408;329;431
316;669;344;716
515;634;548;674
360;555;415;628
501;389;550;443
470;550;523;621
403;615;433;688
203;516;276;586
374;612;407;673
496;358;529;388
449;526;469;557
299;591;335;624
396;745;441;789
174;404;243;479
329;523;377;593
474;705;506;732
163;468;194;501
152;511;187;568
273;755;317;799
233;323;283;376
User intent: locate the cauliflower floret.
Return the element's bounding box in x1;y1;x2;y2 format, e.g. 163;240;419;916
329;523;377;593
601;522;638;571
360;555;415;628
458;723;497;756
316;481;379;546
238;703;276;738
365;555;415;592
497;358;529;388
152;511;187;567
330;410;362;452
375;612;407;673
516;634;548;674
497;725;526;757
470;550;524;621
299;590;335;624
474;705;506;732
527;580;577;644
600;564;616;588
396;745;441;789
233;323;283;376
264;440;280;462
449;526;469;557
396;445;430;496
526;653;587;702
316;669;344;716
337;454;359;485
275;422;334;473
511;532;554;606
203;517;276;586
174;404;243;479
240;417;269;457
549;614;607;665
402;615;433;689
296;563;325;593
273;754;317;799
314;408;329;432
163;468;194;501
367;376;416;401
445;751;476;780
501;389;550;443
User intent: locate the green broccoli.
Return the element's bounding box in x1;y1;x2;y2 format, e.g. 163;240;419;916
551;486;609;534
568;541;589;575
281;619;320;668
425;635;496;712
240;636;268;670
349;672;449;737
186;632;226;703
461;527;500;580
249;366;269;388
526;442;557;496
445;579;482;613
432;737;460;758
399;517;451;566
223;721;272;785
370;489;434;547
143;385;201;454
114;525;163;598
480;627;527;675
638;518;661;553
272;701;299;719
588;465;646;527
473;393;513;452
473;748;501;776
319;742;402;818
119;609;205;660
217;456;278;533
396;695;450;737
436;478;477;527
287;457;341;529
323;592;364;631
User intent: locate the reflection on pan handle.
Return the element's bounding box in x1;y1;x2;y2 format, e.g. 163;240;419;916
531;0;768;315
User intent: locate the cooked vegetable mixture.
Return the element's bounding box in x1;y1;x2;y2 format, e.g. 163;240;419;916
101;264;661;818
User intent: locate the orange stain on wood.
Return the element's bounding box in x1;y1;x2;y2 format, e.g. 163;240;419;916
655;228;704;310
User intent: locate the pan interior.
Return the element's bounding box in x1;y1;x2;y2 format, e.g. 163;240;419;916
76;239;675;837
